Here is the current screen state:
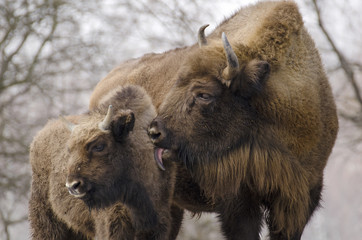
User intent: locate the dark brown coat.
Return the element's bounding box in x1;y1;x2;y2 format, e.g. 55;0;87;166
90;2;338;240
29;85;176;239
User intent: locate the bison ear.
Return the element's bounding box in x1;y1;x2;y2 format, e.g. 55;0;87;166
111;110;135;142
229;60;270;97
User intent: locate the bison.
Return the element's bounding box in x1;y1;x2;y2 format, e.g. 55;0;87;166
90;1;338;240
29;85;177;239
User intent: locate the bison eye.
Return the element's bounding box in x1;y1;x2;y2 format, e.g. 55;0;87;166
196;93;214;105
92;143;105;152
197;93;213;101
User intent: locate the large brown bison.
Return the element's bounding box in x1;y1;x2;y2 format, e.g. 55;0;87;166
29;85;177;239
90;2;338;240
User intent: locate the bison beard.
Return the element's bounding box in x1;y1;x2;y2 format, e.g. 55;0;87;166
177;136;241;173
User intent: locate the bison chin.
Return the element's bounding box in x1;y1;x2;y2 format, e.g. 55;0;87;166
81;179;159;231
178;143;225;172
154;134;245;198
154;134;235;171
149;117;243;174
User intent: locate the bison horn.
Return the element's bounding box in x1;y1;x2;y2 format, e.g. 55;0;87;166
198;24;209;47
98;105;113;131
59;115;76;132
222;32;239;79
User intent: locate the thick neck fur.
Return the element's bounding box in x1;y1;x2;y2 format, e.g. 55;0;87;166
184;127;311;237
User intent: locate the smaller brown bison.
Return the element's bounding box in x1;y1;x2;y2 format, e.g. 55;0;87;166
29;85;177;239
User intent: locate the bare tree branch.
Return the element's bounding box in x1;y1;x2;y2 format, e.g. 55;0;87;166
0;206;28;240
311;0;362;108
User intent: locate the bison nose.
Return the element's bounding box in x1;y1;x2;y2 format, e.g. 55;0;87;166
66;179;86;197
148;118;165;143
66;180;81;190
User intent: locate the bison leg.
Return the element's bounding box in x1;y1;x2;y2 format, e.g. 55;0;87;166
217;191;262;240
168;204;184;240
267;183;323;240
268;231;302;240
28;176;88;240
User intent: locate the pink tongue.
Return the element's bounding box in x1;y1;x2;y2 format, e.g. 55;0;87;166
154;148;165;171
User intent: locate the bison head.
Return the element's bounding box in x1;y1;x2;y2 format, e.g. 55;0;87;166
61;85;161;230
148;33;270;194
62;105;136;208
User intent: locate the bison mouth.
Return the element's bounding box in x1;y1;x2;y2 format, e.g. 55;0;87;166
68;188;87;198
66;179;91;199
153;147;176;170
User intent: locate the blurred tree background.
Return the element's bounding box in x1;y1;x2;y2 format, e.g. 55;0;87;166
0;0;360;239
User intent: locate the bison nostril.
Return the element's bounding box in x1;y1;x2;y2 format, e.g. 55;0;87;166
148;126;161;140
66;180;82;191
148;119;167;143
72;181;81;190
66;179;87;197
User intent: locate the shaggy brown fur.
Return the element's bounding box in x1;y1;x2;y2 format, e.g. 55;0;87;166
89;2;338;240
29;85;176;239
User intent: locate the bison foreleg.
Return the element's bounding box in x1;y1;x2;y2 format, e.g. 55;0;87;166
217;189;263;240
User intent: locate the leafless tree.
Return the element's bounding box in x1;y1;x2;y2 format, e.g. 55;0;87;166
309;0;362;127
295;1;362;239
0;0;115;238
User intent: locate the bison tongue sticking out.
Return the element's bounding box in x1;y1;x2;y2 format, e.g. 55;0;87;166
154;148;175;170
149;120;176;170
154;148;166;170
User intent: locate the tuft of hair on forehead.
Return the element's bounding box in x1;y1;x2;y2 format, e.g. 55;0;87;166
183;42;227;79
66;113;110;151
179;41;255;86
98;85;155;112
96;84;156;129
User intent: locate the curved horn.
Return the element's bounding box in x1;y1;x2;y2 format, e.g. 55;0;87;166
198;24;209;47
98;105;113;131
60;115;76;132
222;32;239;79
